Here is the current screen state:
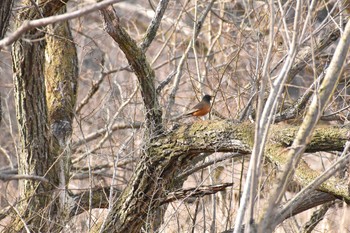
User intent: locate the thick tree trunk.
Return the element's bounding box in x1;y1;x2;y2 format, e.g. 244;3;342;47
45;6;78;149
11;25;59;232
9;1;71;232
44;5;78;226
0;0;12;39
0;0;14;126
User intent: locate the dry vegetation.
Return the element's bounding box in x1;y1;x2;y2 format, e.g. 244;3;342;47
1;0;350;232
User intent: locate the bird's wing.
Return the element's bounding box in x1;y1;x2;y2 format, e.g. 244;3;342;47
183;102;205;116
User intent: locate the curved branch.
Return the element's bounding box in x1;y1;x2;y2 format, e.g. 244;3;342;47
100;6;163;135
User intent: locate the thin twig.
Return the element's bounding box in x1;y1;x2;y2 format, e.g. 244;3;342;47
177;153;243;181
73;86;139;164
165;0;217;120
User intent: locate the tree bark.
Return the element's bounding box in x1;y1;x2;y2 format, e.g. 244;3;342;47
100;6;163;136
0;0;13;125
44;5;78;227
0;0;13;39
11;24;58;232
45;6;78;148
9;0;70;232
99;119;350;232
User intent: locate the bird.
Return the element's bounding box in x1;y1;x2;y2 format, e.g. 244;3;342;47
183;94;213;117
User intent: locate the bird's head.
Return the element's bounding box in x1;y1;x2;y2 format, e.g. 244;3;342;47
202;94;213;103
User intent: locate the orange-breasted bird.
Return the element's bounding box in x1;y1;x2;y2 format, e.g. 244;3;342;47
183;94;213;117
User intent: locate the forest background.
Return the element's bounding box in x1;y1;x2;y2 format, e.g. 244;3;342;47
1;0;350;232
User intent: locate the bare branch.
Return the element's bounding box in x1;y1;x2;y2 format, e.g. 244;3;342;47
140;0;170;51
160;183;233;205
69;183;233;217
302;201;335;233
0;0;122;50
71;122;142;150
261;18;350;231
165;0;216;119
100;5;163;135
177;153;244;181
223;191;337;233
0;173;49;183
274;141;350;226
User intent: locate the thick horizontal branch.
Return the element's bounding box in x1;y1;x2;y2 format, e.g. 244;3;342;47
153;120;347;156
152;120;349;201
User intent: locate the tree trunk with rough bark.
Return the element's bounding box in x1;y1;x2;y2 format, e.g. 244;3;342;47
0;0;14;126
8;1;75;232
44;5;78;227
